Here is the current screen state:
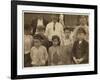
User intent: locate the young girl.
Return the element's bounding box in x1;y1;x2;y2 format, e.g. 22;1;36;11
30;34;48;66
48;35;64;66
24;24;33;67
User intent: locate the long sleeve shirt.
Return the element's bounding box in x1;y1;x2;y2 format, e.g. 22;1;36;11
30;46;48;66
72;40;89;63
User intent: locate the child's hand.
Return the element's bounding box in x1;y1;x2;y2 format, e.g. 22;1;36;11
75;59;79;64
77;58;84;63
73;57;79;64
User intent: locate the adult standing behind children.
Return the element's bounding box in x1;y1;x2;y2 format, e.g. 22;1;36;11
71;15;89;42
31;14;48;35
45;14;64;45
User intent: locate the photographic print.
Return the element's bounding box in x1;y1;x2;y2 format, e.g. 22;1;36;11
24;12;89;67
11;1;97;79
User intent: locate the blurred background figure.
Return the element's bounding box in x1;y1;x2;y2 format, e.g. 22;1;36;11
71;15;89;42
31;14;48;35
35;25;45;35
59;13;65;28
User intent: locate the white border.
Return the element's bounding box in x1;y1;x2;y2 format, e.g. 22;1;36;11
17;5;94;75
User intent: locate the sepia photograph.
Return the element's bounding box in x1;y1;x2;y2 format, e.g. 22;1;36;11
24;12;89;67
11;1;97;79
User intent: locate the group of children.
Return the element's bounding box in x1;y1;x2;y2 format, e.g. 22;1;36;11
24;19;89;67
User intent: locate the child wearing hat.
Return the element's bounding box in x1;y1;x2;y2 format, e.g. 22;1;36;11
72;27;89;64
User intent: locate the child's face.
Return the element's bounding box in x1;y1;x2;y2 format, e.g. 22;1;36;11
77;33;85;40
64;30;71;38
52;39;59;46
33;39;41;47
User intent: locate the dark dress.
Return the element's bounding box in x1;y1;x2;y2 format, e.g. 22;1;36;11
72;39;89;64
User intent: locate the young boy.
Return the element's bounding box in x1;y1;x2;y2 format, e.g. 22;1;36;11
72;27;89;64
24;24;33;67
30;34;48;66
62;27;73;64
63;27;73;46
